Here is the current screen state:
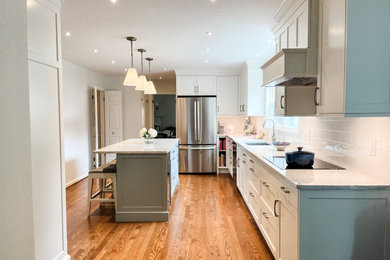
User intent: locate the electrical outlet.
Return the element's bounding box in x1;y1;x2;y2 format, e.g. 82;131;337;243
370;139;376;157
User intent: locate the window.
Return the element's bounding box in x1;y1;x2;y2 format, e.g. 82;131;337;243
264;87;299;131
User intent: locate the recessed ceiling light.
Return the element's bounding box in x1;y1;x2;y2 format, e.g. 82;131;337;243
206;32;213;36
211;0;216;2
256;53;259;57
111;60;116;64
163;67;167;71
205;48;211;52
64;31;71;37
267;40;272;44
93;49;98;53
125;68;128;71
110;0;117;3
159;77;163;80
205;60;209;64
27;0;34;7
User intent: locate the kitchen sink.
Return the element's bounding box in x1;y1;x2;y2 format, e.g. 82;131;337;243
245;141;270;146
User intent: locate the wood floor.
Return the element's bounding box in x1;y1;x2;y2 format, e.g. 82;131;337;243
67;173;273;260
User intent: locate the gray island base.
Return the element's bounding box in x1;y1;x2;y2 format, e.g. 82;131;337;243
94;139;179;222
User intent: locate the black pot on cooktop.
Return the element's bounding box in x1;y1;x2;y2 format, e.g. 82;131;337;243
285;147;315;168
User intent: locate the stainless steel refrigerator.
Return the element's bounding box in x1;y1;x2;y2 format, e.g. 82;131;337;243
176;96;217;173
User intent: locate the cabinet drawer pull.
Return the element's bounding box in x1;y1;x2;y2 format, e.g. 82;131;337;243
249;192;255;198
280;95;285;109
280;186;290;193
242;161;246;164
249;168;254;172
262;181;269;188
250;159;254;163
314;87;320;106
262;212;269;219
274;200;280;217
243;154;247;157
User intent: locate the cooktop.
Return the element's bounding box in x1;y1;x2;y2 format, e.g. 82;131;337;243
264;156;345;170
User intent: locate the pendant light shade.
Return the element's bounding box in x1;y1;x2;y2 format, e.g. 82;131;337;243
123;37;139;86
145;81;157;95
123;68;138;86
135;49;147;91
145;57;157;95
136;75;148;91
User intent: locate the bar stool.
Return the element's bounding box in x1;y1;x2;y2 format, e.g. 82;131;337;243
87;160;117;216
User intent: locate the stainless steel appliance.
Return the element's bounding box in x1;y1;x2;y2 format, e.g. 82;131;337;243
177;96;217;173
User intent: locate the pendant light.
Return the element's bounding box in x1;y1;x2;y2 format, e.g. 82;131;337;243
123;36;139;86
144;57;157;95
135;49;148;91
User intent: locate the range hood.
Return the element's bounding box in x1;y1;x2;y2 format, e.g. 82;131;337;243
261;48;318;87
261;0;319;87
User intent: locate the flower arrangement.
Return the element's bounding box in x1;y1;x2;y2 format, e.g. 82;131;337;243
140;128;158;141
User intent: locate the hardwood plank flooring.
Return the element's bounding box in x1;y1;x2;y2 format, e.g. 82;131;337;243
67;173;273;260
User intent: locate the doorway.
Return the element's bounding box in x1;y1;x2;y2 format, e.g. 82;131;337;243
153;95;176;138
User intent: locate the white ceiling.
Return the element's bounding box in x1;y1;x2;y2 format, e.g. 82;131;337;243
61;0;282;76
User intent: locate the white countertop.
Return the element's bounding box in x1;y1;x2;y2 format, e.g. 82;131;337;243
229;136;390;190
94;138;179;154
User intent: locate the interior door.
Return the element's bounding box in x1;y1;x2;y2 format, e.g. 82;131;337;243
176;97;197;145
197;97;217;145
105;91;123;162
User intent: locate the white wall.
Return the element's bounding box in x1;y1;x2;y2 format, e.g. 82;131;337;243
0;0;37;258
63;60;105;187
104;76;144;139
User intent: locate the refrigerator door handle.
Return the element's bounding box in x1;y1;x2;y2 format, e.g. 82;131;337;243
193;101;198;141
180;145;216;150
197;100;200;142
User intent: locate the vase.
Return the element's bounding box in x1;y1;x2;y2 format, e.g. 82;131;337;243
143;138;154;145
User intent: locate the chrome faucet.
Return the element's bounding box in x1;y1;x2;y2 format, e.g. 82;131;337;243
262;119;276;143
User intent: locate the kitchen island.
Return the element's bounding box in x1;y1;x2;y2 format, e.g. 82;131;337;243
94;138;179;222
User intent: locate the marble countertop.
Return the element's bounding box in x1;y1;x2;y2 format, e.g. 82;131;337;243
94;138;179;154
228;135;390;190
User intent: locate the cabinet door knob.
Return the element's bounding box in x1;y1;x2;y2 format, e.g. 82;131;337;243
249;192;255;198
263;181;269;188
262;212;269;219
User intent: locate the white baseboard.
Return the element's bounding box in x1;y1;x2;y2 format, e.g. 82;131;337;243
54;251;71;260
66;174;87;188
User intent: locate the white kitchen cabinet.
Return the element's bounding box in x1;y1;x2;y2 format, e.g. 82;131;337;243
176;76;197;95
273;0;310;51
318;0;390;116
27;0;68;259
226;137;234;177
279;197;298;260
239;62;265;116
216;76;238;116
176;75;216;96
274;86;317;116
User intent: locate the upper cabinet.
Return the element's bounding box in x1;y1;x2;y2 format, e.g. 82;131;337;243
274;0;310;51
239;62;265;116
318;0;390;116
176;75;216;96
217;76;239;116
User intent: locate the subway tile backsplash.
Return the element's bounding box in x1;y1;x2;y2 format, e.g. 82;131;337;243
219;115;390;182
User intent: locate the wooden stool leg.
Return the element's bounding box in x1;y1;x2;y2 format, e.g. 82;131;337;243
87;176;93;216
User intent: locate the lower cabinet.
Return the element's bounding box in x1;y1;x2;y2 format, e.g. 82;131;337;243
237;144;390;260
237;146;299;260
